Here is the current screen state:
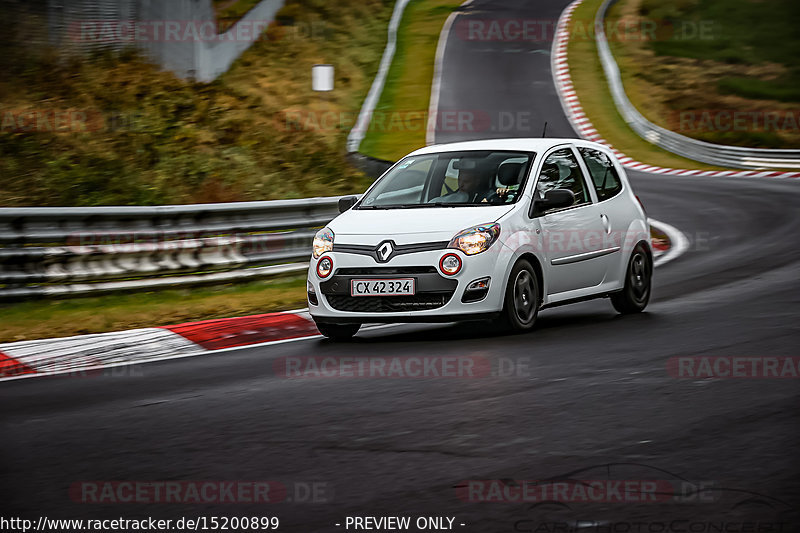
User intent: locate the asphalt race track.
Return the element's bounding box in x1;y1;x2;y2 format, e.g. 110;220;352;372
2;0;799;531
433;0;576;143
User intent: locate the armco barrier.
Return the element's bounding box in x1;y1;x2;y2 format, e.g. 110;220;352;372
0;197;345;302
596;0;800;170
0;192;678;303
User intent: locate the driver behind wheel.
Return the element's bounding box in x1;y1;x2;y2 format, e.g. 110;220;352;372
429;160;499;204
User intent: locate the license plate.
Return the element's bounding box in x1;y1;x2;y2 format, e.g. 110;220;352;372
350;278;415;297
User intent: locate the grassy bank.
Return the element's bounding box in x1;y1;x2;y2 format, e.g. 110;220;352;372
0;0;394;207
567;0;720;170
0;276;308;343
214;0;263;26
608;0;800;148
359;0;462;161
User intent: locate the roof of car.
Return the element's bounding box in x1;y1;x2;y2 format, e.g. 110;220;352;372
408;138;602;156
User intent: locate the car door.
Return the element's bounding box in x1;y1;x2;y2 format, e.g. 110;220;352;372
577;146;629;286
531;146;610;296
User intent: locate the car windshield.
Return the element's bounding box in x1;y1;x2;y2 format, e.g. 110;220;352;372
356;150;534;209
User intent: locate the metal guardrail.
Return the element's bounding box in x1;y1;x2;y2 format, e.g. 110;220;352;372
596;0;800;170
0;197;346;302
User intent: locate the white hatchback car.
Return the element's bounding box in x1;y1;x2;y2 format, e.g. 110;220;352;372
308;139;652;340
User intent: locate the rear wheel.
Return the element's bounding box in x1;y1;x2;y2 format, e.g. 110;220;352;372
611;243;652;314
499;259;540;332
315;322;361;341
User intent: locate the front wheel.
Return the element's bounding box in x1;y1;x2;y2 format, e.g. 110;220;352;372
499;259;540;332
610;243;652;314
315;322;361;341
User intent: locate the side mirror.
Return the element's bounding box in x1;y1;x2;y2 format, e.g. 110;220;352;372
530;188;575;217
338;195;358;213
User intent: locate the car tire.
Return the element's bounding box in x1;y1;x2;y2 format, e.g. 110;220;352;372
610;243;652;314
499;259;540;332
315;322;361;341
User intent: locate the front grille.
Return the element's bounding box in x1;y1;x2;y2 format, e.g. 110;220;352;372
333;240;449;262
336;267;437;276
325;292;454;312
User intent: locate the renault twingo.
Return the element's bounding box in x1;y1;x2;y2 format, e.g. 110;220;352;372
308;139;651;340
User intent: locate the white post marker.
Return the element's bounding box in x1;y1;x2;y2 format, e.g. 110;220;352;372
312;64;334;92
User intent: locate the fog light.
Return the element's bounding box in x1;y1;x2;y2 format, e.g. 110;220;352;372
462;276;491;303
439;253;462;276
467;277;491;291
307;281;318;305
317;256;333;278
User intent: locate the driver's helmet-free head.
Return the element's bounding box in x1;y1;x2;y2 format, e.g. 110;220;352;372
453;158;479;171
455;158;489;194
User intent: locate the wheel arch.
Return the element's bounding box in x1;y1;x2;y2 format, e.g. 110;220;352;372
630;238;653;262
615;216;652;278
506;252;544;306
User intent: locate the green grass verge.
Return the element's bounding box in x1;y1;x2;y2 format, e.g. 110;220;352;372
717;76;800;105
359;0;463;162
0;276;308;343
0;0;394;207
567;0;722;170
608;0;800;149
640;0;800;67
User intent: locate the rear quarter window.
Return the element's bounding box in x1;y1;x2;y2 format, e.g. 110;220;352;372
578;148;623;201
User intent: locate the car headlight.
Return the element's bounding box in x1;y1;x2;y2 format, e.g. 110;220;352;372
448;223;501;255
313;227;334;258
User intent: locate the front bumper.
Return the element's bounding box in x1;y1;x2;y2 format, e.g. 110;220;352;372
307;246;510;323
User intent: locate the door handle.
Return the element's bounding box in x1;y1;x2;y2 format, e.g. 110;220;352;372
600;214;611;234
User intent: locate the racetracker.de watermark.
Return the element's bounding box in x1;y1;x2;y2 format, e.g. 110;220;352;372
456;479;719;503
454;18;716;42
668;357;800;379
42;361;145;380
273;356;532;379
277;109;541;134
1;109;151;134
672;110;800;134
69;481;331;504
65;231;294;257
68;19;325;43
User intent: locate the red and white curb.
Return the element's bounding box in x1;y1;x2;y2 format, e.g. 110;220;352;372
650;218;688;267
0;310;322;382
551;0;800;179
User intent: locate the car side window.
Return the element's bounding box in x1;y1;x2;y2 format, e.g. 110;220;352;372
578;147;623;201
535;148;590;207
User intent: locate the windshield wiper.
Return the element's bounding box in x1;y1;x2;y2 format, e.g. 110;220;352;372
379;203;469;208
358;203;446;209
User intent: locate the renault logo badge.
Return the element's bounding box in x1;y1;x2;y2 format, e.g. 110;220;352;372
376;241;394;262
